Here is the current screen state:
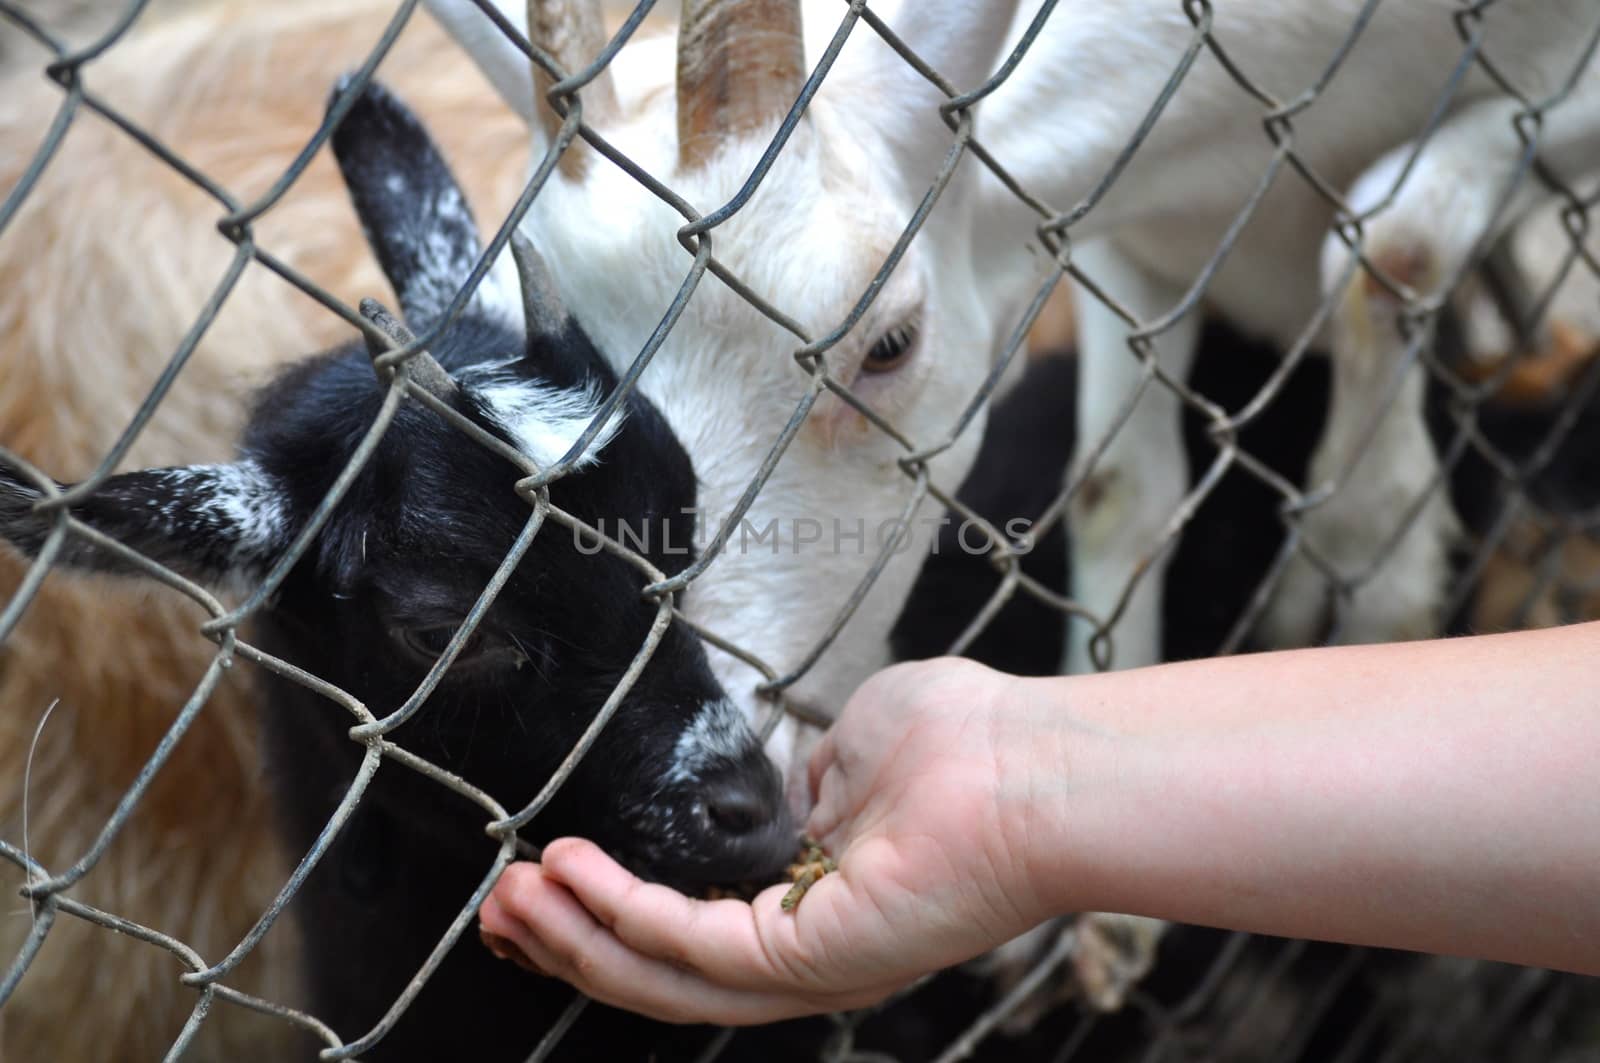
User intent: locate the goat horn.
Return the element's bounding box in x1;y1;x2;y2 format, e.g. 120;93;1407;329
527;0;618;178
359;297;460;401
510;231;567;338
677;0;805;170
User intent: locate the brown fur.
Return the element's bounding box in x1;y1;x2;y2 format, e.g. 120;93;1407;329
1470;524;1600;634
1465;320;1600;407
0;3;527;1057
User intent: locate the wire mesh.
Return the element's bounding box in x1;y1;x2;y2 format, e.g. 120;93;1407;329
1;0;1598;1060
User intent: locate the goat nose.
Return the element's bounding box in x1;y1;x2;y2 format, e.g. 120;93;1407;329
704;770;781;836
665;757;795;887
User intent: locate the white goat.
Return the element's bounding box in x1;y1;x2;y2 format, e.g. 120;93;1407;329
2;1;1595;1052
426;0;1600;782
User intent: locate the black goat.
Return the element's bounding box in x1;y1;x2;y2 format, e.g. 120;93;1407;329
0;82;794;1061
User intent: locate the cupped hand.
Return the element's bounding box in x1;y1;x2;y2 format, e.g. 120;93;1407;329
478;657;1063;1025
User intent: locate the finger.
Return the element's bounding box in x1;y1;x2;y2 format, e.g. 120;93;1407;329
482;870;613;988
479;922;547;975
807;727;838;801
804;760;851;844
538;838;816;990
486;862;855;1025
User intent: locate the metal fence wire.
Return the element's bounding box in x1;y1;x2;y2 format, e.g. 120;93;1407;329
1;0;1598;1060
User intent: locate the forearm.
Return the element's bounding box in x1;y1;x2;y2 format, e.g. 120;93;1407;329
1017;623;1600;974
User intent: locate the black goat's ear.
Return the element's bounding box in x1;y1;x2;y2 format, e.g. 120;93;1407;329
0;461;291;589
330;77;488;334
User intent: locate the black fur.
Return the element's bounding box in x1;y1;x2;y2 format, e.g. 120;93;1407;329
330;76;487;331
0;82;794;1062
0;461;290;584
251;325;777;1062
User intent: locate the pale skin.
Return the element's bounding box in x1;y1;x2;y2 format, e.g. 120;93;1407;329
478;622;1600;1025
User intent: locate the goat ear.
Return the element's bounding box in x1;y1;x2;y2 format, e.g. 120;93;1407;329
0;461;291;588
829;1;1021;183
423;0;616;178
330;78;505;334
423;0;540;127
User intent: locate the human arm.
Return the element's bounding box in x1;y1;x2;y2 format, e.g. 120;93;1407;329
478;623;1600;1024
1042;619;1600;969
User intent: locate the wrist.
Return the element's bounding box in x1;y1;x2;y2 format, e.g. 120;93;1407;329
1001;672;1144;919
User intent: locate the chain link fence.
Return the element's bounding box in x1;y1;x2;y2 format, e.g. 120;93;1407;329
1;0;1598;1059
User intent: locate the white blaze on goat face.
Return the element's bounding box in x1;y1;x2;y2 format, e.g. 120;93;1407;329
665;697;760;787
464;371;625;469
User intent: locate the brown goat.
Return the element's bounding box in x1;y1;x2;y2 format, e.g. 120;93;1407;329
0;3;528;1057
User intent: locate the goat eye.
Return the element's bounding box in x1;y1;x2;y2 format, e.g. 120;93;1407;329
396;625;478;664
392;623;533;675
862;323;917;374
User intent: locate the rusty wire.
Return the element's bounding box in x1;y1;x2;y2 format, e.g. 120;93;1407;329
1;0;1599;1059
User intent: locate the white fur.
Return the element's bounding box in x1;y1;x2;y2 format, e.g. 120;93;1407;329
1265;80;1600;646
463;370;624;469
421;0;537;125
1064;239;1200;672
665;697;757;786
967;2;1600;666
475;247;526;330
159;461;288;564
425;0;1600;790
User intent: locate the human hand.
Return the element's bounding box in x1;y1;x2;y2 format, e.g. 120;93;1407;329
478;657;1067;1024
